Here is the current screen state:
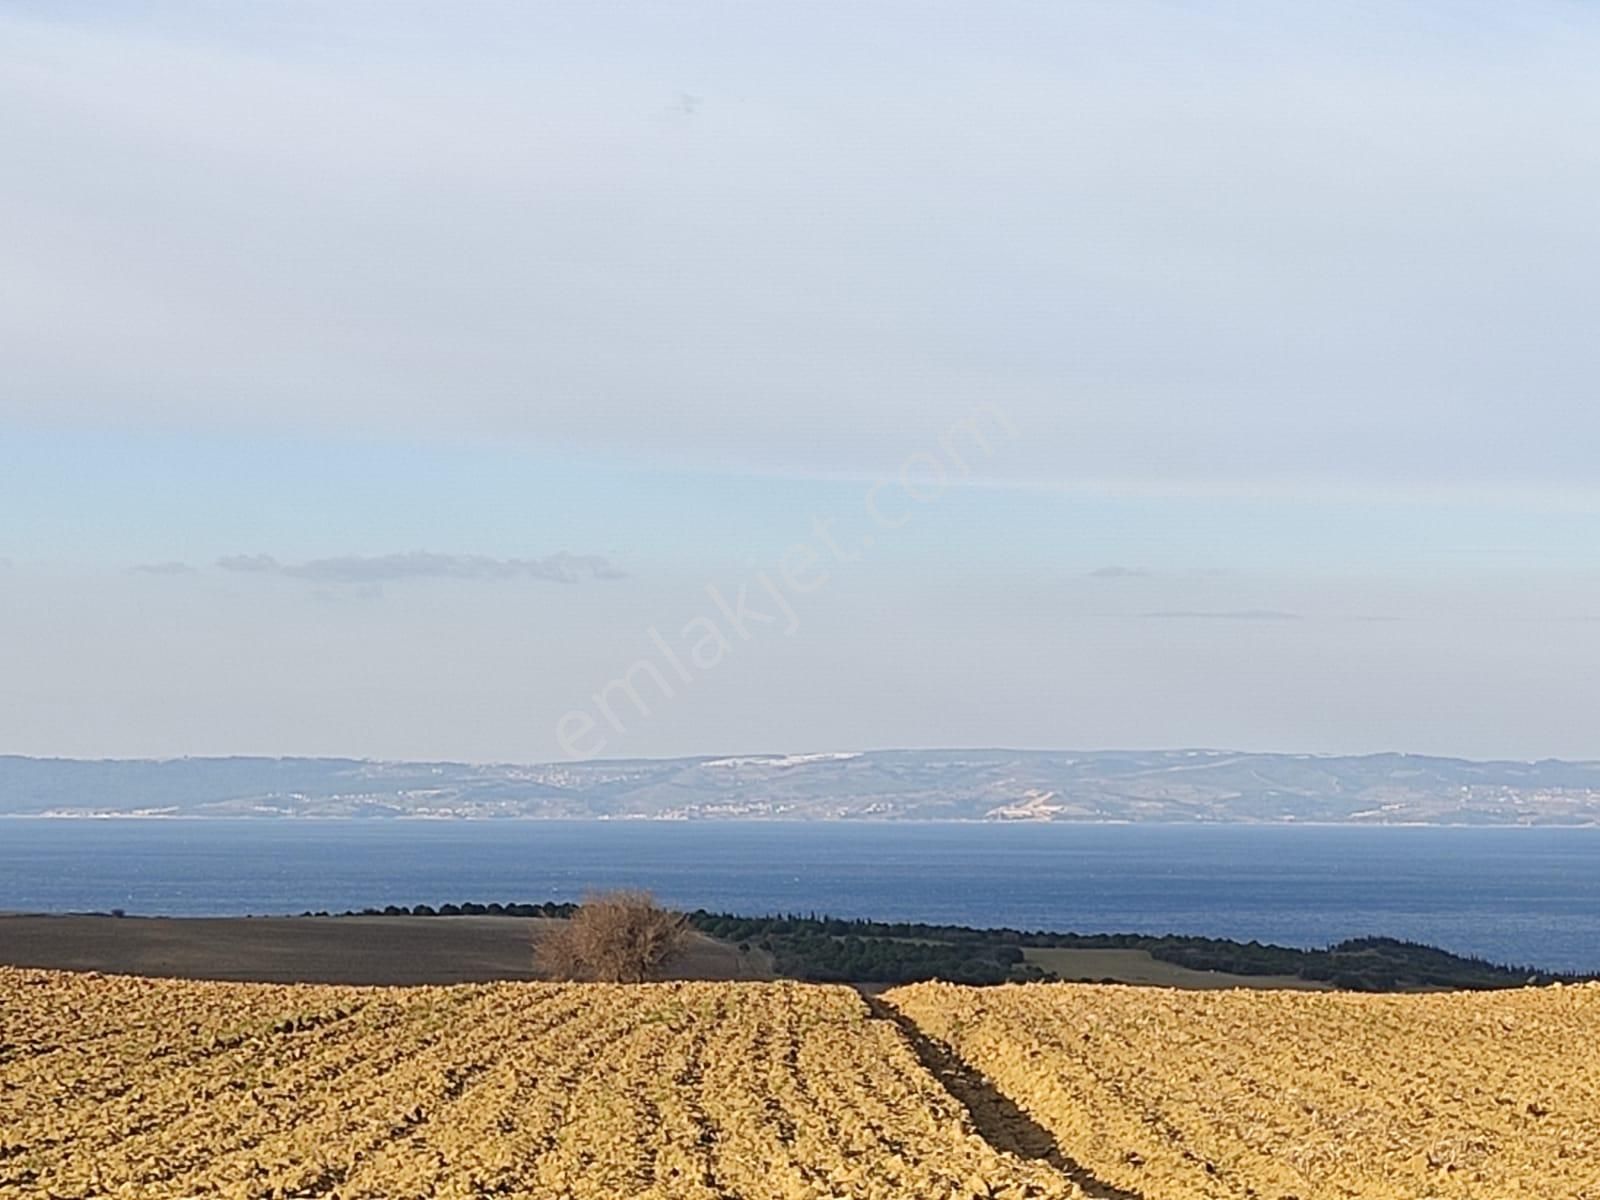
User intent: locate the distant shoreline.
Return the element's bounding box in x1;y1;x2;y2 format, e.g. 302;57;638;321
6;813;1600;828
8;749;1600;822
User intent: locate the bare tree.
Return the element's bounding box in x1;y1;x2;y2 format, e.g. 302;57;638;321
535;889;691;983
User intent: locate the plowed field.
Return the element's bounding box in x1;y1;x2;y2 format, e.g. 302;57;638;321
9;968;1600;1199
888;980;1600;1199
0;968;1077;1200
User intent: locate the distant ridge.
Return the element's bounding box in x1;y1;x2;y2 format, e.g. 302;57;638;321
3;749;1599;824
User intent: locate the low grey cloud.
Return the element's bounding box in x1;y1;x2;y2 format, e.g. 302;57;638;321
1142;609;1302;621
1088;566;1150;579
130;561;196;575
216;552;626;584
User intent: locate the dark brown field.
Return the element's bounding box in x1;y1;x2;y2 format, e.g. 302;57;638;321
0;914;771;985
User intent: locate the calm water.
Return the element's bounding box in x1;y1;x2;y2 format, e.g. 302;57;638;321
2;820;1598;972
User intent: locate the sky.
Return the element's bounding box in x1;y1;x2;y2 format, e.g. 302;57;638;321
2;1;1597;762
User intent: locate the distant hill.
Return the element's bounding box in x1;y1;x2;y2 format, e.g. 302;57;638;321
3;749;1599;823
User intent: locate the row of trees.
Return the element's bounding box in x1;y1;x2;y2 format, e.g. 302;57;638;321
330;901;578;919
328;895;1580;991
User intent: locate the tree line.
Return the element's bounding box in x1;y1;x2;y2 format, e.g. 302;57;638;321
325;900;1590;990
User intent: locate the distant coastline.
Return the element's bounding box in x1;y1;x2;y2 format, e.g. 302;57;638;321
7;813;1600;830
6;748;1600;824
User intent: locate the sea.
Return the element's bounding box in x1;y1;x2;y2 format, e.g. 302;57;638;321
2;819;1598;973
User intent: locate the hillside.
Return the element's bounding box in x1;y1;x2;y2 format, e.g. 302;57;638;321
4;749;1600;823
8;909;1567;991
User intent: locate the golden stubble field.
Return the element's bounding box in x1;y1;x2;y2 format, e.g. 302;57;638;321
0;967;1078;1200
888;979;1600;1199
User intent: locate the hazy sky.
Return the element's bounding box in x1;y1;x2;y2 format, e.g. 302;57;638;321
3;1;1597;761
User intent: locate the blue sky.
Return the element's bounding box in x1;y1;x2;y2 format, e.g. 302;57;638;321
2;2;1596;760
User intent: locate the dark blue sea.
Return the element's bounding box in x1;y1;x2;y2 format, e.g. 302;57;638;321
2;820;1598;972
